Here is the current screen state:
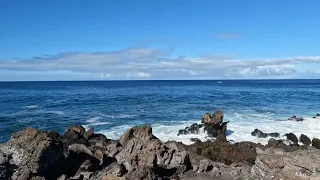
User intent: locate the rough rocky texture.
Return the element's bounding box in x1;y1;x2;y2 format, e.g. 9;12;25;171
285;133;299;145
288;115;304;122
202;110;228;139
177;123;203;136
187;140;262;165
251;129;280;138
312;138;320;149
177;110;229;142
300;134;311;146
251;147;320;180
1;117;320;180
0;127;64;179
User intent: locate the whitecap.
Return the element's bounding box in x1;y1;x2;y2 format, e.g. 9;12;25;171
227;117;320;145
46;111;65;115
117;114;137;119
23;105;39;109
97;125;134;140
86;117;101;123
83;116;109;130
92;113;320;146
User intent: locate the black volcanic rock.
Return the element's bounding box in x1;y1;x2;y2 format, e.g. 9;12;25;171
285;133;299;144
300;134;311;146
288;116;304;121
251;129;268;138
251;129;280;138
177;123;203;136
312;138;320;149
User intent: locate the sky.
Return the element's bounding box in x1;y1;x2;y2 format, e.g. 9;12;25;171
0;0;320;81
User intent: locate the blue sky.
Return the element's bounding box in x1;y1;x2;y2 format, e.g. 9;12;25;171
0;0;320;81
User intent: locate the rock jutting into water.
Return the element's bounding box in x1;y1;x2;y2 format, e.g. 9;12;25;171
1;121;320;180
177;110;228;142
288;115;304;121
300;134;312;146
251;129;280;138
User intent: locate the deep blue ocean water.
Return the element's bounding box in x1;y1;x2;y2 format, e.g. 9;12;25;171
0;80;319;144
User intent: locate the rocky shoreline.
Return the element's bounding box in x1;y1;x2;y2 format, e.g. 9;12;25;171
1;111;320;180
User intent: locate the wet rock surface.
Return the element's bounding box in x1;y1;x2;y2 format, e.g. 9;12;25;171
288;115;304;121
177;110;229;141
177;123;203;136
300;134;312;146
251;129;280;138
312;138;320;149
284;133;299;145
0;111;320;180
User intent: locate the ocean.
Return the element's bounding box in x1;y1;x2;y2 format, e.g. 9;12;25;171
0;80;319;144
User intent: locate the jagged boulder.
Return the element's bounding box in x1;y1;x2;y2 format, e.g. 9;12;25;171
177;110;228;141
251;129;280;138
0;127;64;179
299;134;311;146
116;125;191;177
202;110;228;140
177;123;203;136
312;138;320;149
61;125;87;147
202;110;224;125
284;133;299;145
288;116;304;122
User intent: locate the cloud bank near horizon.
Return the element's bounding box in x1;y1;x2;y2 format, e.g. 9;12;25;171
0;48;320;81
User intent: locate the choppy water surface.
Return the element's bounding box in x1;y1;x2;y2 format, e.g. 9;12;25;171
0;80;319;144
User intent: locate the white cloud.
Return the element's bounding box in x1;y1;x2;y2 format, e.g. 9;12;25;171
0;48;320;80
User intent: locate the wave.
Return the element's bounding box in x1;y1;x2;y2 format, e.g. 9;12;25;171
83;116;110;130
117;114;137;119
95;114;320;145
100;114;137;119
97;125;134;140
23;105;39;109
45;111;65;115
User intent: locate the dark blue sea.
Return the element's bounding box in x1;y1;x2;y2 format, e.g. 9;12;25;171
0;80;319;144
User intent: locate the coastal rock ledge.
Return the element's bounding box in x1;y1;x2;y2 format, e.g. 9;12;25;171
0;124;320;180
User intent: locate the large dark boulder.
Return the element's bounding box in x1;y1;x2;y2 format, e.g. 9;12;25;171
177;123;203;136
187;140;262;165
116;125;191;176
61;125;88;147
202;110;228;139
0;127;64;179
300;134;311;146
202;110;224;125
312;138;320;149
251;129;280;138
288;116;304;122
177;110;228;141
284;133;299;145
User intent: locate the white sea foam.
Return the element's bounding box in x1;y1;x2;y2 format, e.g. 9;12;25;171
46;111;65;115
93;114;320;145
228;116;320;145
83;116;109;130
100;114;137;119
117;114;137;119
23;105;39;109
151;121;209;145
97;125;134;140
